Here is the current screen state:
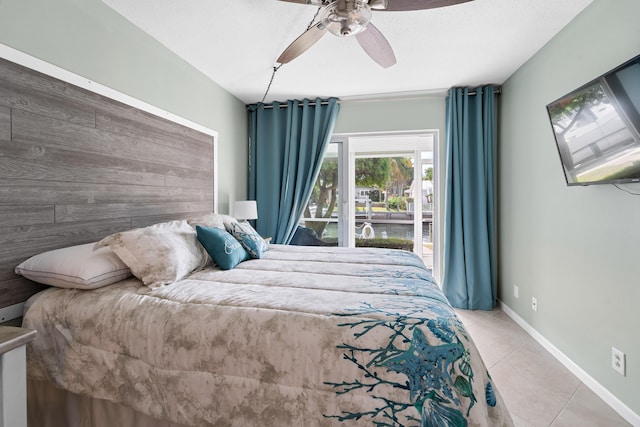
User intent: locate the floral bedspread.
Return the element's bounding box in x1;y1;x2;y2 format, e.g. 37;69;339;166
24;245;513;426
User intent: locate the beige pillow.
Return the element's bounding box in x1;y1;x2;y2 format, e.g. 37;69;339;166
15;243;131;289
94;220;208;288
187;212;237;230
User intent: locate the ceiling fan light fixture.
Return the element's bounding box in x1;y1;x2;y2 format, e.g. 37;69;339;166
321;0;372;37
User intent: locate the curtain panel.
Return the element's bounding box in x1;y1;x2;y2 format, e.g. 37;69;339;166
442;86;497;310
248;98;340;244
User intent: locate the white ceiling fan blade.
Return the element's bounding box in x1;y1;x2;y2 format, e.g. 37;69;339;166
355;23;397;68
381;0;473;11
277;22;328;64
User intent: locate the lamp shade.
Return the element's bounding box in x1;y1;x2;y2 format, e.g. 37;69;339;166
234;200;258;221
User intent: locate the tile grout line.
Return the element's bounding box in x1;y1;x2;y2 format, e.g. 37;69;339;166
486;341;520;371
547;383;582;426
484;313;536;426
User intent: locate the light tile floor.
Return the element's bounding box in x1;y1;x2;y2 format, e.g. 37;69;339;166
454;307;631;427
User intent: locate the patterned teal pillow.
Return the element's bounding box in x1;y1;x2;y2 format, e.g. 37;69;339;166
225;221;269;259
195;225;249;270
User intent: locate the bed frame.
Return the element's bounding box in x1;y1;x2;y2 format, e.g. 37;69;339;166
0;54;217;315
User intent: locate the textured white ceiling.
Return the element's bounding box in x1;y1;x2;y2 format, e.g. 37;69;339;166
102;0;593;103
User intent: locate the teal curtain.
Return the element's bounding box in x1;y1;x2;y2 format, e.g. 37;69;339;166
442;86;497;310
248;98;340;244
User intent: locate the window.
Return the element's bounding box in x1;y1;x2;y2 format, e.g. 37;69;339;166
299;142;343;246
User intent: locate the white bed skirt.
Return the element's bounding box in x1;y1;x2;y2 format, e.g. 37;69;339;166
28;380;189;427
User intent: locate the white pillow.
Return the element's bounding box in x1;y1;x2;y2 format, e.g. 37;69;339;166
94;219;209;288
15;243;131;289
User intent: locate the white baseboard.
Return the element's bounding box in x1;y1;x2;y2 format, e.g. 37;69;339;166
0;303;25;323
499;301;640;427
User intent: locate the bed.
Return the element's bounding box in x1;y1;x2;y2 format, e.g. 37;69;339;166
1;54;512;426
18;214;513;427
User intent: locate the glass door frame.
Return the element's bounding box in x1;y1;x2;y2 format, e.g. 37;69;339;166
332;130;440;278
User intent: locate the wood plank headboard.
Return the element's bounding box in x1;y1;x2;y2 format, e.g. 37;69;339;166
0;56;217;311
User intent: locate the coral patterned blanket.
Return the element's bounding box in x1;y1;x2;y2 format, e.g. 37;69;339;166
24;245;513;426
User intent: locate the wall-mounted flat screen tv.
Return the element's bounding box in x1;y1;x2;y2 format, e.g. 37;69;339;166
546;53;640;186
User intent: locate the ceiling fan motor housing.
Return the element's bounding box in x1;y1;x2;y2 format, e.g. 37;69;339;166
321;0;372;37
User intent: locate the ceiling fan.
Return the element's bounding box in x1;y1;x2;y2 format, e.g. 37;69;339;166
276;0;474;68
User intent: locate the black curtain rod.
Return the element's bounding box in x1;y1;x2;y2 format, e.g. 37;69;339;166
248;87;502;109
463;87;502;96
250;101;331;110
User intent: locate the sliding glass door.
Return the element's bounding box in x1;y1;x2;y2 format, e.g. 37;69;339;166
298;132;437;272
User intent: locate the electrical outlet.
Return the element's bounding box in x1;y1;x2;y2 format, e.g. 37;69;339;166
514;285;519;298
612;347;626;376
531;297;538;311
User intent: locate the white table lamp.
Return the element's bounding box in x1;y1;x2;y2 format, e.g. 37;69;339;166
234;201;258;222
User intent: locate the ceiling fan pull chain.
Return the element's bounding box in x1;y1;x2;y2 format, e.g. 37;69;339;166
261;6;323;103
307;6;323;29
261;64;283;104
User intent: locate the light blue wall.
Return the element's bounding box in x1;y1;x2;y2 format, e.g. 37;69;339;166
499;0;640;416
334;97;445;134
0;0;248;214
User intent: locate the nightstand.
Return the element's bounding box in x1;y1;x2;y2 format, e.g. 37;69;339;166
0;326;36;427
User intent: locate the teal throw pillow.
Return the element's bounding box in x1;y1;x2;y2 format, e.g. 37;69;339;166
196;225;249;270
225;221;269;259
